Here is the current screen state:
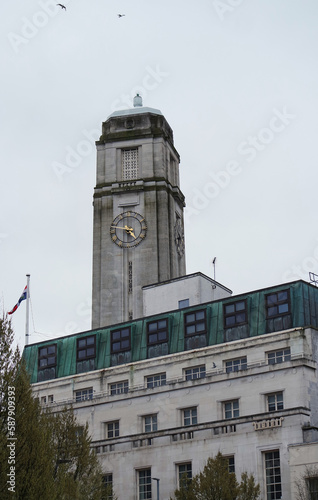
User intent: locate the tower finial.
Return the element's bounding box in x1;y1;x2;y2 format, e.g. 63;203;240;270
133;93;143;107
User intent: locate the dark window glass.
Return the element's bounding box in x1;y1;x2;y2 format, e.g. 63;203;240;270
111;328;131;354
265;450;282;499
265;290;290;319
225;357;247;373
110;381;128;395
138;469;152;500
76;336;96;361
267;348;291;365
146;373;166;388
224;300;247;328
185;366;206;380
147;319;168;345
38;344;57;381
184;310;207;336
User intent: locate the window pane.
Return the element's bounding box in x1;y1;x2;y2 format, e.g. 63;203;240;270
196;311;205;320
236;301;245;311
278;291;288;301
225;316;235;327
278;303;289;314
225;304;235;314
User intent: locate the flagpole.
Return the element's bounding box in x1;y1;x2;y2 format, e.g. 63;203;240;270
25;274;30;346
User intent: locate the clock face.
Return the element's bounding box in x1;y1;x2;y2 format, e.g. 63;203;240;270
110;211;147;248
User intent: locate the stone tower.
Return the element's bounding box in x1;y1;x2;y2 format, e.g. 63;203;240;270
92;96;186;328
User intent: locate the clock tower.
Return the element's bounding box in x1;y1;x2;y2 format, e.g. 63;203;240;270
92;95;186;328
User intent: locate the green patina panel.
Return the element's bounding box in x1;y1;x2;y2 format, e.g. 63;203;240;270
23;280;318;383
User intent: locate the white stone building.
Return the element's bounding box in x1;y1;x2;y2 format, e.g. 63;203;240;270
24;98;318;500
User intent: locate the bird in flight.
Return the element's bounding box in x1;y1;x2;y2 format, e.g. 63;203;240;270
118;14;125;18
57;3;66;10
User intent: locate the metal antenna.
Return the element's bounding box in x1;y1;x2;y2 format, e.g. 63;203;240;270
212;257;216;281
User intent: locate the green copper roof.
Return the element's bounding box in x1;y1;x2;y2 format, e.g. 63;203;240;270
23;280;318;385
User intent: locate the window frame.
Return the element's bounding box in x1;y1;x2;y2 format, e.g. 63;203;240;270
184;365;206;381
146;373;166;389
76;335;96;362
147;319;168;346
182;407;198;426
143;414;158;433
267;348;291;365
105;420;119;439
265;289;290;319
102;473;113;500
223;399;240;419
38;343;57;370
184;309;207;337
266;392;284;412
177;462;192;489
223;299;248;328
264;450;282;499
225;357;247;373
110;380;129;395
137;468;152;500
110;327;131;354
75;387;93;402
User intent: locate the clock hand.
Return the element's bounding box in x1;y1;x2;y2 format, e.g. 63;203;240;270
127;230;137;239
110;225;133;232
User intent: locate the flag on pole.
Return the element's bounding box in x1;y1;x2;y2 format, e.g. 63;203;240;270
8;285;28;315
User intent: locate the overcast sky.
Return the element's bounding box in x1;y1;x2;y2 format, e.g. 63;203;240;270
2;0;318;349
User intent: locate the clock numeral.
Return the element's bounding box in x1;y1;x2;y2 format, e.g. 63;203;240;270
110;229;115;234
112;235;117;241
126;211;131;217
140;234;145;239
118;241;123;247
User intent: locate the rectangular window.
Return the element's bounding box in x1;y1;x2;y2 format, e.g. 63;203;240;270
111;327;131;354
224;400;239;419
105;421;119;439
102;473;113;500
38;344;57;381
266;289;290;319
48;395;54;404
267;348;291;365
183;407;197;426
307;477;318;499
179;299;189;309
264;450;282;499
75;387;93;402
122;149;138;180
227;455;235;474
77;335;96;361
147;319;168;345
266;392;284;412
137;468;152;500
144;415;157;433
184;309;207;336
110;380;129;395
178;463;192;489
224;300;247;327
146;373;166;389
184;365;206;381
225;357;247;373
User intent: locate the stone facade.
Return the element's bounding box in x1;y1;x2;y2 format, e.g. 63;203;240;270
30;325;318;499
92;106;186;329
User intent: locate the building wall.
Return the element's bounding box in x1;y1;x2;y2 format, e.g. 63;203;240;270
31;327;318;500
142;272;232;316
